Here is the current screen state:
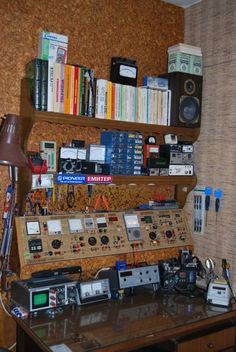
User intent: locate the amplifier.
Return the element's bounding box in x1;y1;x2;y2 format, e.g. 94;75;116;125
169;164;194;176
11;277;77;314
98;265;160;290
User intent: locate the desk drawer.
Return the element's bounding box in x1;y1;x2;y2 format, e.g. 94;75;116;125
177;326;235;352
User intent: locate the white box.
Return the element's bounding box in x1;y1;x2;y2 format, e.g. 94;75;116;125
168;43;202;56
38;31;68;64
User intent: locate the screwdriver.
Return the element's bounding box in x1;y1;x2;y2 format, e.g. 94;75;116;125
214;188;222;224
205;186;212;226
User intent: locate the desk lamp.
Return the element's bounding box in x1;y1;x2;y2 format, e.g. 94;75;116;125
0;114;28;289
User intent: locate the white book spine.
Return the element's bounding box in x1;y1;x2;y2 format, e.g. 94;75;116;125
95;79;108;119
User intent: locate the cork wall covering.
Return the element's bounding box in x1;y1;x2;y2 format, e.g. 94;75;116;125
0;0;184;347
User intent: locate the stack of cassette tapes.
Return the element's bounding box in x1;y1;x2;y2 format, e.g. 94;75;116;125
100;131;143;175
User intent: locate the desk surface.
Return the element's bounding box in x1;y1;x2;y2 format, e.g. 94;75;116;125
14;290;236;352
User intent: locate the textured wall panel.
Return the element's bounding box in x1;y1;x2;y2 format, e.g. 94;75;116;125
185;0;236;288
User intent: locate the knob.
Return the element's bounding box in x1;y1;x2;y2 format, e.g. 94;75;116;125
165;230;173;239
149;232;157;240
101;235;109;245
52;239;62;249
88;236;97;246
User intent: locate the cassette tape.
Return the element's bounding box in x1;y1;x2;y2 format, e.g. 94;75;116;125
169;164;194;176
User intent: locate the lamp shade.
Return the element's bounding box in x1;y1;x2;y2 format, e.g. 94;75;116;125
0;114;28;167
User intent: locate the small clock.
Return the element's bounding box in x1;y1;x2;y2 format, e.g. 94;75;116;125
110;57;138;87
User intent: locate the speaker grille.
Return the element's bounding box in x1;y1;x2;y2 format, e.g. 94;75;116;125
179;96;200;124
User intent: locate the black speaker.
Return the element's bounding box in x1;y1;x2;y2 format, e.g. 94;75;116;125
166;72;202;128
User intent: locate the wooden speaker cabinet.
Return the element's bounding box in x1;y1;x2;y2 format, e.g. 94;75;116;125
165;72;203;128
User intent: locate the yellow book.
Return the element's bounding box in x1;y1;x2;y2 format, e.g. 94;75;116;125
64;64;72;114
106;81;112;119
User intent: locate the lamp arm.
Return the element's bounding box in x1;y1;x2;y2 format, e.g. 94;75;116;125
0;167;17;290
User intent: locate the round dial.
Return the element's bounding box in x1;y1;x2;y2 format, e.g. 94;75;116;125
88;236;97;246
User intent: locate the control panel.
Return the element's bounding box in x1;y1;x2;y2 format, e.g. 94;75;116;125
15;209;193;266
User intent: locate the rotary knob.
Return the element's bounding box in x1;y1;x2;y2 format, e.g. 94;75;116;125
101;235;109;245
165;230;173;239
88;236;97;246
149;232;157;240
52;239;62;249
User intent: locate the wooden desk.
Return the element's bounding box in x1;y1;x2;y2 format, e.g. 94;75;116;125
13;291;236;352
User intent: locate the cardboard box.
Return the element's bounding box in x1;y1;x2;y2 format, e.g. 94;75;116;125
190;55;203;76
168;52;190;74
38;31;68;64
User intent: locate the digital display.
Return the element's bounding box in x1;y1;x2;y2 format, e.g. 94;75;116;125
68;218;83;233
144;216;153;224
108;216;118;222
32;290;49;309
212;286;226;291
124;214;139;229
26;221;40;235
47;220;62;235
120;271;133;277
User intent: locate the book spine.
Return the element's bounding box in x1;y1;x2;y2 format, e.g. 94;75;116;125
87;69;95;117
59;63;65;113
26;58;42;110
111;83;116;120
95;79;107;118
41;60;48;111
106;81;112;119
53;62;61;112
83;68;90;116
70;65;75;115
73;66;79;115
47;59;54;112
64;64;71;114
79;67;85;115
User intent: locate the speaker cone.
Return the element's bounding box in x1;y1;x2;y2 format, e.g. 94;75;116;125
179;96;200;124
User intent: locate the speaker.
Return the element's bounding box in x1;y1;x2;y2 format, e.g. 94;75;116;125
166;72;202;128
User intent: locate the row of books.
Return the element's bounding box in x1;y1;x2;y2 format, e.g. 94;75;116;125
26;58;95;116
26;58;171;126
95;79;171;126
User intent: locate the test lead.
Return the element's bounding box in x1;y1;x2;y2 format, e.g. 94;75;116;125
204;186;212;226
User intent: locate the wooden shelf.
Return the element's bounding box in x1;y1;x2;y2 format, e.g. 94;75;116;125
20;79;200;144
18;79;199;214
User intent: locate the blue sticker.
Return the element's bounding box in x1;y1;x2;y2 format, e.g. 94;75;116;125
56;174;86;185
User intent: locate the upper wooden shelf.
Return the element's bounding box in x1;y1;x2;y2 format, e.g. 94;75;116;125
20;79;200;143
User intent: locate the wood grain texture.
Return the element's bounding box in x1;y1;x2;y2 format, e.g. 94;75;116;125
0;0;183;348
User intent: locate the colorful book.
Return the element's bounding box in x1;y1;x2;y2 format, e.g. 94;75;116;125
59;63;65;113
64;64;72;114
53;62;61;112
106;81;112;119
26;58;42;110
95;79;107;119
41;60;48;111
73;66;79;115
